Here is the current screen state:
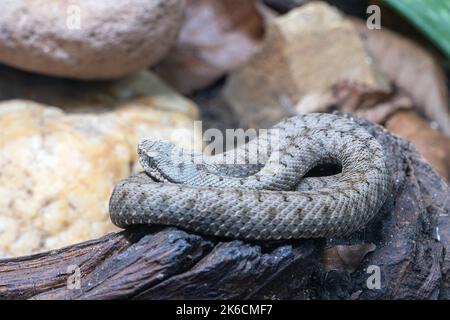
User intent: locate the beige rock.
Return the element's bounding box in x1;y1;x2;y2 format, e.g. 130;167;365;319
223;2;389;128
0;101;126;257
0;0;185;79
113;98;201;170
0;75;201;258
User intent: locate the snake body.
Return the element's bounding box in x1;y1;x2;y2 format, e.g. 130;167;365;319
109;113;390;240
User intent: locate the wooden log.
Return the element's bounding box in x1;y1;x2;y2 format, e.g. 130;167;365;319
0;116;449;300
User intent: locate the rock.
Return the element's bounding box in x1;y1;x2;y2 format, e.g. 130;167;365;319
0;0;184;79
0;115;448;300
0;66;199;116
386;110;450;182
153;0;264;94
223;2;389;129
0;74;200;258
0;101;128;258
112;98;200;172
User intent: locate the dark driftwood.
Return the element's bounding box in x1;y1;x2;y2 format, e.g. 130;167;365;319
0;117;449;300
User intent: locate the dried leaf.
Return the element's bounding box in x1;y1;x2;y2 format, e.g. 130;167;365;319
352;19;450;135
331;80;413;124
321;243;377;273
386;110;450;182
293;80;413;124
153;0;264;95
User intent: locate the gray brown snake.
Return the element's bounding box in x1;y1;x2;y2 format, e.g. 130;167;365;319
109;113;390;240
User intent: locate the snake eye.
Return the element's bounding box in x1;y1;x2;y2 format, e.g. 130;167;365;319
145;151;159;159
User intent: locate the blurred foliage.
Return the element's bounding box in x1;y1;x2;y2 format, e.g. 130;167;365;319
383;0;450;60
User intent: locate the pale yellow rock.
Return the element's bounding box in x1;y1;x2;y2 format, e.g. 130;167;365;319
113;99;200;170
0;101;126;257
0;75;201;258
223;1;389;129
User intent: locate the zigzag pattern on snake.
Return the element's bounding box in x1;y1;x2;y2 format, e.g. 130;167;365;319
109;113;391;240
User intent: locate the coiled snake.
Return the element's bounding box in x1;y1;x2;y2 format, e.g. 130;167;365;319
109;113;390;240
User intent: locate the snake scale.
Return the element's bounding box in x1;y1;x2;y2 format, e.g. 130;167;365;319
109;113;391;240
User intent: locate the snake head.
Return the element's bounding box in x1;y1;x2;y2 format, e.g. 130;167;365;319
138;140;176;182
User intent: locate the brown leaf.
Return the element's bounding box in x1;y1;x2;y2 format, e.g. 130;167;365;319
386;110;450;182
321;243;377;273
331;80;413;124
153;0;264;95
351;18;450;136
292;80;413;125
